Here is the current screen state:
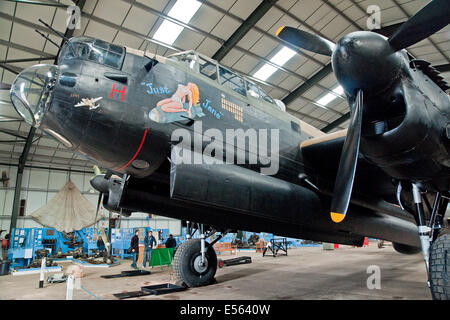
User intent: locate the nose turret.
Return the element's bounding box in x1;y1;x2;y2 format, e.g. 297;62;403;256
332;31;402;97
9;64;58;127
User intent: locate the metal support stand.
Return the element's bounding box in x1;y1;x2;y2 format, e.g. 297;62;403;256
66;274;74;300
39;257;46;288
412;184;431;274
200;224;206;266
428;192;449;242
186;221;191;240
263;238;288;257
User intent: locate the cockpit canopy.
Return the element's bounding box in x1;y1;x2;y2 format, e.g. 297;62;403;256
59;37;125;69
168;50;283;110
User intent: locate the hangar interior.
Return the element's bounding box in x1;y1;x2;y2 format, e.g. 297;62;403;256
0;0;449;301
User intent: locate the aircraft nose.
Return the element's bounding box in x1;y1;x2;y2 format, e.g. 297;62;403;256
332;31;401;96
9;64;58;127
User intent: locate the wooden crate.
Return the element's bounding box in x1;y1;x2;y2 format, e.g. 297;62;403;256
213;242;237;255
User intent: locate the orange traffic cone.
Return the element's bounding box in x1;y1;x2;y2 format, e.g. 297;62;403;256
363;237;368;247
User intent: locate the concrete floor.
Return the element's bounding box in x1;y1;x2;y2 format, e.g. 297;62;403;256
0;242;431;300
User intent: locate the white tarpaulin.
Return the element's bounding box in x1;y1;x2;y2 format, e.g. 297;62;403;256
30;181;104;232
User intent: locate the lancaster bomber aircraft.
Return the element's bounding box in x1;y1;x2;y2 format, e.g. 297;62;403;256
5;0;450;299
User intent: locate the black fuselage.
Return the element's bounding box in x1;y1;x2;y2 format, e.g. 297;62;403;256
11;36;449;248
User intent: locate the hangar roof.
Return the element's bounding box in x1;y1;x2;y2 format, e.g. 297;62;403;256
0;0;449;171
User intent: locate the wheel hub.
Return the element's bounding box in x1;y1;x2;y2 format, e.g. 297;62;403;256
193;255;208;274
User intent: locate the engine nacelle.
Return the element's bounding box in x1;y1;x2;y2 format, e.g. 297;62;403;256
360;76;450;191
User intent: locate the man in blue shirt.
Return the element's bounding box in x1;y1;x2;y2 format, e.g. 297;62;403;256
143;230;156;268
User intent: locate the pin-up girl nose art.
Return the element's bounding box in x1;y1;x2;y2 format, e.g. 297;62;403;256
149;82;205;123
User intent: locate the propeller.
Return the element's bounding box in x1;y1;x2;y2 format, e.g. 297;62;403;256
276;0;449;223
276;26;335;56
330;90;363;223
92;165;103;225
95;191;103;223
277;0;449;57
99;227;112;258
388;0;450;52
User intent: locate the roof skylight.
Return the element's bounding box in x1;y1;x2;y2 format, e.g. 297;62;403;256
316;85;344;106
153;0;202;45
253;46;296;81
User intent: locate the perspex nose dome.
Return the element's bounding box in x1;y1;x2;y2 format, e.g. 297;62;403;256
9;64;58;127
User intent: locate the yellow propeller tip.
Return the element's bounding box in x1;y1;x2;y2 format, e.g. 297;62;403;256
276;26;285;37
330;212;345;223
93;165;101;176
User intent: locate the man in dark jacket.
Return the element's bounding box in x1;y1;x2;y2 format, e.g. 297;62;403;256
130;230;139;269
165;234;176;248
165;234;177;256
97;236;105;254
142;231;156;268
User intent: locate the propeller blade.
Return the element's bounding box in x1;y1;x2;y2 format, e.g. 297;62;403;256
93;165;101;176
276;26;335;56
330;90;363;223
94;192;103;225
0;83;11;90
388;0;450;51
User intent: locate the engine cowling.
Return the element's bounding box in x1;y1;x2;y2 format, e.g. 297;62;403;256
360;76;450;191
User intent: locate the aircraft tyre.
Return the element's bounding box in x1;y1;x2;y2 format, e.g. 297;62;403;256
173;239;217;288
429;233;450;300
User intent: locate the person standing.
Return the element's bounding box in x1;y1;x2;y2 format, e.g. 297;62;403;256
142;231;156;268
130;230;139;269
165;234;177;257
97;236;105;254
1;234;10;260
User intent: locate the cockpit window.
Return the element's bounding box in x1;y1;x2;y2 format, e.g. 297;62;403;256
89;39;124;68
169;52;199;71
94;39;108;50
61;37;125;69
199;57;217;81
247;81;274;104
180;53;199;70
73;43;90;58
167;51;278;103
219;66;246;96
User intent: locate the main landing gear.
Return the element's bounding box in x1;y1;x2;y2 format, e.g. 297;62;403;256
173;222;225;288
409;184;450;300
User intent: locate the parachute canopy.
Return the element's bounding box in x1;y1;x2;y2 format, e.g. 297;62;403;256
30;180;103;232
